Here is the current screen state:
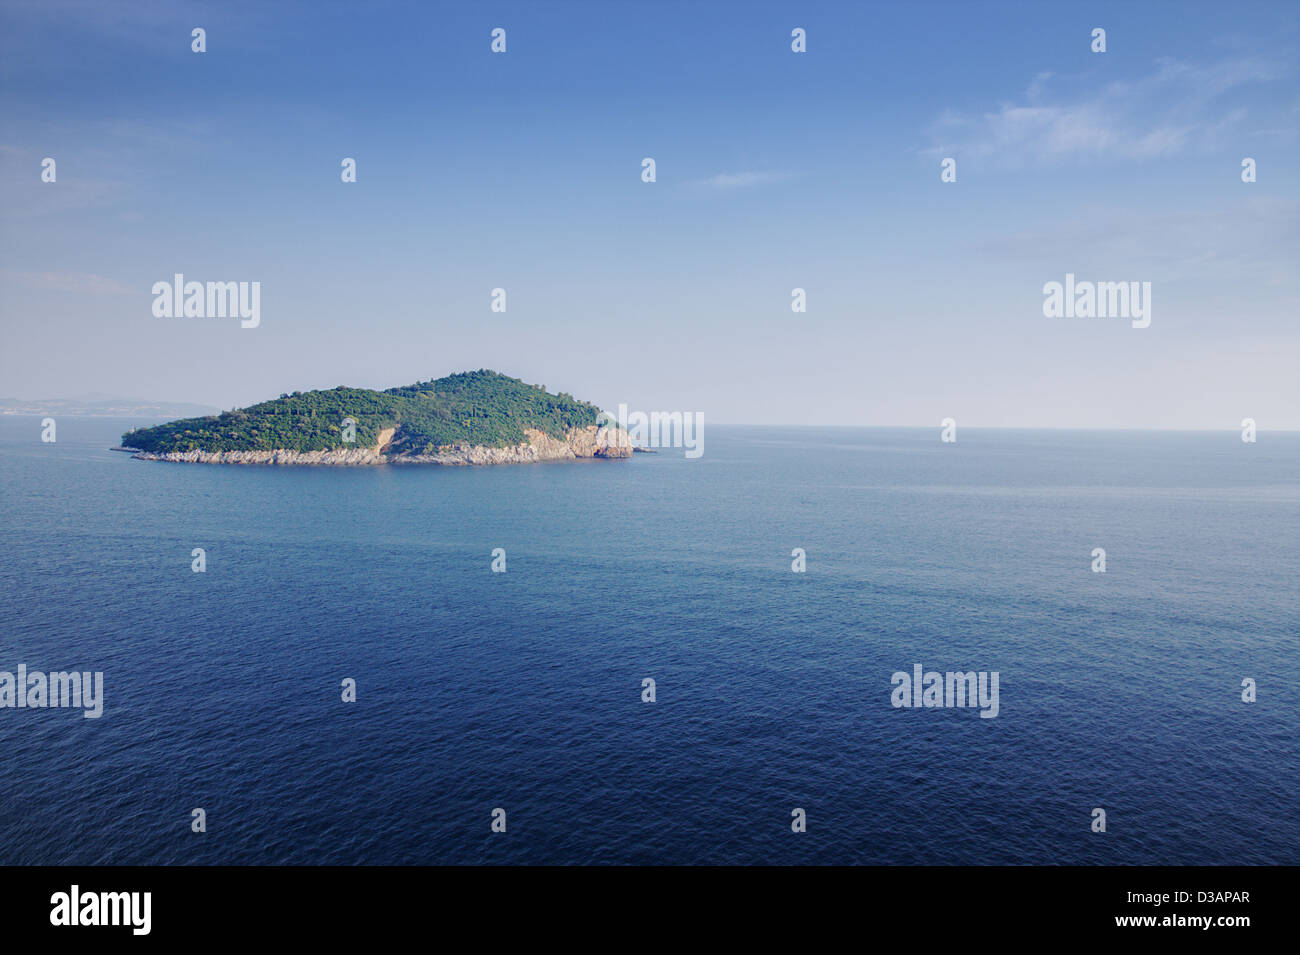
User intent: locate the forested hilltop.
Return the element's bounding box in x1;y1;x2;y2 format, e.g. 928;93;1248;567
121;371;605;454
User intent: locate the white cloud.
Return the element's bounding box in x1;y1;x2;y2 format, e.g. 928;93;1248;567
978;196;1299;289
690;171;793;190
925;55;1294;165
8;271;134;295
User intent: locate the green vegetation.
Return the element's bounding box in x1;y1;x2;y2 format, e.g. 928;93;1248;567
121;370;604;454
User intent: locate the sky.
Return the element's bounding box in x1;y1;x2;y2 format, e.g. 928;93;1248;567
1;0;1297;429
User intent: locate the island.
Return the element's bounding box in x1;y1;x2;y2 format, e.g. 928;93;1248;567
116;370;640;466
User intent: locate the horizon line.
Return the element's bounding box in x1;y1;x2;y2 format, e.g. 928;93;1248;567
2;411;1295;434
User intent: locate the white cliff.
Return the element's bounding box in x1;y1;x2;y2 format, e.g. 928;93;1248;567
130;425;635;466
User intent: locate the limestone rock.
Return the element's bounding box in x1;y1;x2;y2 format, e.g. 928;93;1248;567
130;425;636;467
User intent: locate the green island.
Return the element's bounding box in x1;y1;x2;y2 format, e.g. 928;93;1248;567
120;370;606;455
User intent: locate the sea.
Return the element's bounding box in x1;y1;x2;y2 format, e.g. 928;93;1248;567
1;416;1296;865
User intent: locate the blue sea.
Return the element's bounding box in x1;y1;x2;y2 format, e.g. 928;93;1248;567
1;416;1296;865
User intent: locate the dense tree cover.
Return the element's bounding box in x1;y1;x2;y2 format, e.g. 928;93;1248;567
122;370;604;454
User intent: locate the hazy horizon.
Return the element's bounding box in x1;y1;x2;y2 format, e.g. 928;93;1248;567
3;380;1300;433
2;0;1297;430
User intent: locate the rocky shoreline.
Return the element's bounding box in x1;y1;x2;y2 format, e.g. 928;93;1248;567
121;425;642;466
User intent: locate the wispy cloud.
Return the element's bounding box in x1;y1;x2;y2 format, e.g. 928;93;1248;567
689;170;794;190
0;0;267;57
979;196;1300;287
925;55;1295;166
0;120;209;218
0;172;129;218
7;271;134;295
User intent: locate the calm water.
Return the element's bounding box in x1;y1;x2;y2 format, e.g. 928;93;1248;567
1;416;1296;865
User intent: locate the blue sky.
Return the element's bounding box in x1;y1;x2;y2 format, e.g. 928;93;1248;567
1;0;1296;428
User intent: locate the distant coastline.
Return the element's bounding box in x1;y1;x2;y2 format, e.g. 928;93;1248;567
1;396;220;418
